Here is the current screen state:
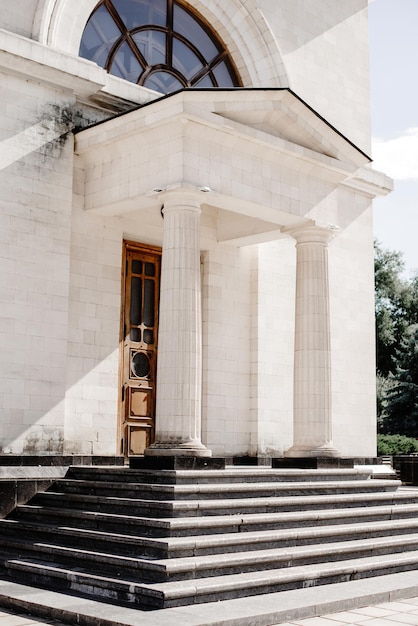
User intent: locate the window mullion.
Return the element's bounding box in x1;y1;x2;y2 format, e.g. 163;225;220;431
126;32;148;70
166;0;174;67
105;0;129;36
192;52;229;87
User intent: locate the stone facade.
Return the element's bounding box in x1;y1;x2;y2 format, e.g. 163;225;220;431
0;0;392;458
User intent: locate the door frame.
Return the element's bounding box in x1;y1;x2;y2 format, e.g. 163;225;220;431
118;239;162;457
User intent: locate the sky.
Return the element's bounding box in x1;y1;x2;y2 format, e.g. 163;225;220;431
369;0;418;277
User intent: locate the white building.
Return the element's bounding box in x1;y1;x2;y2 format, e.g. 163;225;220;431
0;0;392;460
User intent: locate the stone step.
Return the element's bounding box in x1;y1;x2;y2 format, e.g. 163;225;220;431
48;478;400;501
2;516;418;560
29;486;415;518
1;571;417;626
6;549;418;609
1;466;416;614
2;531;418;584
66;466;373;485
9;500;418;537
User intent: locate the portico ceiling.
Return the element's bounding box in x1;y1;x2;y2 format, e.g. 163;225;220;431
75;88;377;244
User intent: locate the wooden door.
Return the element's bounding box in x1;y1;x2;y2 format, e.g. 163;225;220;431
120;241;161;456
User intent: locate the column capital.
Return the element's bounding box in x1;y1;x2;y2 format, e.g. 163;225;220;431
159;189;202;214
285;221;339;245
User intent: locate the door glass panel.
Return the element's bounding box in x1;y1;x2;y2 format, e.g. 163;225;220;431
132;260;143;274
130;276;142;326
143;329;154;344
130;328;141;342
131;351;151;378
143;279;155;327
145;262;155;276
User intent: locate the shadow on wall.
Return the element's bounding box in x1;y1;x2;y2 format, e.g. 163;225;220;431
0;124;120;454
275;0;367;54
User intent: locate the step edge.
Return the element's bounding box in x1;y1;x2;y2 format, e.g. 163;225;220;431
0;573;418;626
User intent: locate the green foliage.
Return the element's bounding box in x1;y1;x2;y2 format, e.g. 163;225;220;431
374;241;409;377
376;373;391;430
375;241;418;437
377;434;418;456
380;325;418;436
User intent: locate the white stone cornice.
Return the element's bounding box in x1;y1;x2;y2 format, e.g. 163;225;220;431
76;89;371;169
342;165;394;198
0;28;104;98
76;89;372;238
0;29;156;110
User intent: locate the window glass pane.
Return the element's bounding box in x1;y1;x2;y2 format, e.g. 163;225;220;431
173;38;204;80
173;4;218;61
110;41;143;82
194;73;214;88
212;61;235;87
112;0;167;29
143;279;155;327
132;30;166;65
143;71;184;94
79;4;121;65
130;277;142;326
145;262;155;277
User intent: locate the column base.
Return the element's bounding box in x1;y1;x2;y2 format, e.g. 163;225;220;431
144;441;212;458
273;457;353;469
285;443;341;458
130;456;223;470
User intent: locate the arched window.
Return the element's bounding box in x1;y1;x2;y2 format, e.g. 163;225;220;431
79;0;242;93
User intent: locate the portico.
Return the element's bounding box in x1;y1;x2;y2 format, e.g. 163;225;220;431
73;87;380;459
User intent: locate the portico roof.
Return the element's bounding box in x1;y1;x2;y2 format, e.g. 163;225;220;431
75;89;388;245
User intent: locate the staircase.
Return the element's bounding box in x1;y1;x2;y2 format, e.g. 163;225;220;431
0;466;418;611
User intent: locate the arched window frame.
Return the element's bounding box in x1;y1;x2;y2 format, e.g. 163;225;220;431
79;0;243;93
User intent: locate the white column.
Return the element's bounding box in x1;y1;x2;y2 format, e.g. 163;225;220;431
145;192;211;457
286;225;340;458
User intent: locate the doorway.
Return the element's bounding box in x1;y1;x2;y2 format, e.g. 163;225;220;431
120;241;161;456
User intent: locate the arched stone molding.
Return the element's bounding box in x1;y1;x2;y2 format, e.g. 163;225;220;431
32;0;59;45
33;0;288;88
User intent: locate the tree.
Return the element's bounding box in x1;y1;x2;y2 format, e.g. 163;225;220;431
380;325;418;436
375;241;418;436
374;241;409;377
